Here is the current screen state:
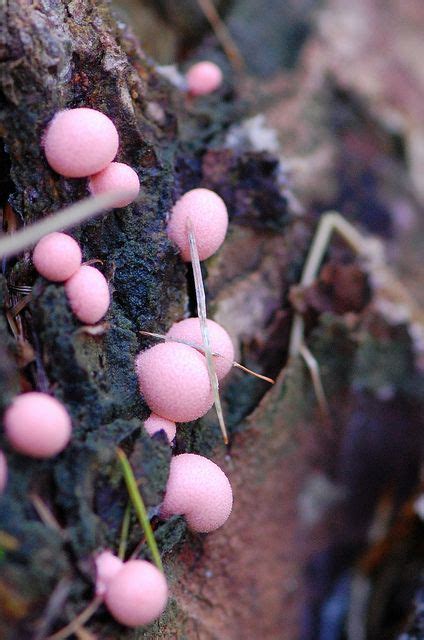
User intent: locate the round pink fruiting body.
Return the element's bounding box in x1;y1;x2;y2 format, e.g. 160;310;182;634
104;559;168;627
3;392;72;458
167;318;234;381
95;551;124;596
65;265;110;324
43;108;119;178
89;162;140;208
0;450;7;493
32;232;82;282
144;414;176;443
135;342;213;423
167;188;228;261
186;61;223;96
161;453;233;533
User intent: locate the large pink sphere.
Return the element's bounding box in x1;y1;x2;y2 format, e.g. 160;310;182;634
135;342;213;423
89;162;140;208
3;392;72;458
33;232;82;282
186;61;223;96
167;318;234;380
167;188;228;261
144;414;176;443
0;450;7;493
65;265;110;324
162;453;233;533
95;551;124;596
104;559;168;627
43;108;119;178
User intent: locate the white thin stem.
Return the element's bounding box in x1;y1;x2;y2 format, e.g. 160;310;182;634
299;344;330;420
0;191;131;259
289;211;368;358
186;218;228;444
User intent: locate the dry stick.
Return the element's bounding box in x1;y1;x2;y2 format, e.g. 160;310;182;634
30;494;64;535
231;361;275;385
289;211;365;359
0;190;132;259
10;293;33;317
196;0;245;71
116;448;163;573
299;344;330;421
186;218;228;444
287;211;377;418
45;596;103;640
139;330;275;384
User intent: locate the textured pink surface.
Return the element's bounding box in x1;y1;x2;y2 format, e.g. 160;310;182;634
43;108;119;177
65;265;110;324
144;413;176;443
89;162;140;207
95;551;124;596
167;318;234;380
105;560;168;627
186;61;223;96
33;232;82;282
167;188;228;261
3;392;72;458
135;342;213;422
162;453;233;532
0;450;7;493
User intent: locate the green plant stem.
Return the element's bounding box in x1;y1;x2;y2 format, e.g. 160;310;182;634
118;501;132;561
116;448;163;572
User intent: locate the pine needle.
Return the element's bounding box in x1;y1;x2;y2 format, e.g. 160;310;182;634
0;191;131;259
186;218;228;444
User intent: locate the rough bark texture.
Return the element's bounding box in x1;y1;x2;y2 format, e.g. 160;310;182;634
0;0;423;639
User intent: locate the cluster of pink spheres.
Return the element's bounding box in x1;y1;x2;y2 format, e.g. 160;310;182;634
95;553;168;627
135;159;234;533
33;231;110;324
43;107;140;208
0;61;229;628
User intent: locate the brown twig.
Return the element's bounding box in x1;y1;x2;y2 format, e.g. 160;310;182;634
196;0;245;71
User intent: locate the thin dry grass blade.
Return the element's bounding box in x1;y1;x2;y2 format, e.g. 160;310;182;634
186;219;228;444
139;330;274;384
0;191;131;259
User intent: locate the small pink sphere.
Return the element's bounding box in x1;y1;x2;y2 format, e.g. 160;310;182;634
167;318;234;380
167;188;228;261
162;453;233;533
186;61;223;96
144;414;176;443
135;342;213;423
33;232;82;282
105;559;168;627
3;392;72;458
43;108;119;178
0;450;7;493
65;265;110;324
95;551;124;596
89;162;140;208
